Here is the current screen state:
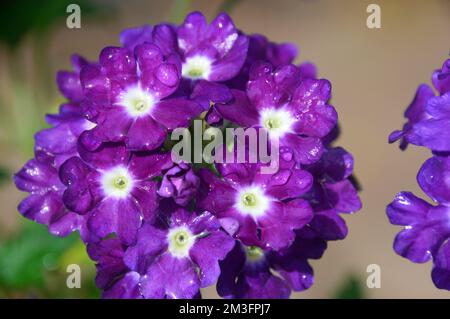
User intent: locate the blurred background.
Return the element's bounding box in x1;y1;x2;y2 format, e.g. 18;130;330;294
0;0;449;299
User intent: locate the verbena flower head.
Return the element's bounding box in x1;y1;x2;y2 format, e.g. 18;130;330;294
388;57;450;290
14;11;361;298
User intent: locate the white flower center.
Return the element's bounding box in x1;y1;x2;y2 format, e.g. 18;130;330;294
260;108;295;139
101;166;134;198
167;226;195;258
118;86;156;118
182;55;212;80
235;186;270;218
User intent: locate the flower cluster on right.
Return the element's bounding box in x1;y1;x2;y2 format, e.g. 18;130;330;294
388;58;450;290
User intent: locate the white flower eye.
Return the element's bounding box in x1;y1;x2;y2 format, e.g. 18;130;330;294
260;108;295;139
182;55;212;80
101;166;134;198
167;227;195;258
119;86;156;118
235;186;270;218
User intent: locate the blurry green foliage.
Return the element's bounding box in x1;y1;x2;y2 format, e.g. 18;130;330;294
333;274;366;299
0;220;99;298
217;0;242;13
0;166;9;185
0;0;101;49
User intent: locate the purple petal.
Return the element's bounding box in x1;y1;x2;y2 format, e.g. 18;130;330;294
190;230;235;287
324;180;362;213
124;223;167;273
177;12;208;54
88;197;142;245
432;59;450;94
18;193;63;225
309;209;348;240
151;98;202;130
99;46;137;86
282;134;324;165
103;271;142;299
387;192;430;226
128;151;173;180
132;180;159;221
190;80;233;110
215;89;259;127
120;25;153;51
210;35;249;82
141;254;200;299
78;141;130;170
431;241;450;290
417;156;450;204
125;116;167;151
87;238;127;289
412;119;450;151
259;200;312;250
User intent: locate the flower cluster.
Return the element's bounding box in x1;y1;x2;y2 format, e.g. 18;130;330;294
388;57;450;290
14;12;361;298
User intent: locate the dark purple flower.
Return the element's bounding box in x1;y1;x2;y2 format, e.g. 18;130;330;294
14;150;94;241
87;238;142;299
387;156;450;290
198;147;314;250
190;80;247;125
36;55;96;166
35;103;96;167
217;227;326;299
304;147;362;241
120;25;154;53
79;43;202;151
227;33;298;90
388;57;450;290
218;62;337;164
432;59;450;95
56;54;93;103
157;162;200;206
14;10;362;299
59;144;172;244
176;12;249;82
124;209;234;298
390;59;450;151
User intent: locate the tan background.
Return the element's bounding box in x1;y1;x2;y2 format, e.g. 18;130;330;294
1;0;449;298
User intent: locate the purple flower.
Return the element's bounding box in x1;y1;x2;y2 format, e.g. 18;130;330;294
217;227;326;299
388;57;450;291
198;148;314;250
14;150;94;241
36;55;96;166
176;12;249;82
227;33;298;90
217;62;337;164
120;24;154;53
387;156;450;290
79;43;202;151
59;144;172;244
390;59;450;151
157;162;200;206
304;147;362;240
14;11;362;299
87;238;142;299
123;209;234;298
